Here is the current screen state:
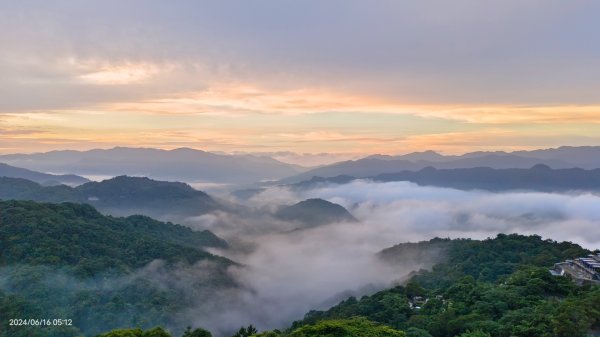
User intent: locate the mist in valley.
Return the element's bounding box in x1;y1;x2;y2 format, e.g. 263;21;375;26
167;180;600;334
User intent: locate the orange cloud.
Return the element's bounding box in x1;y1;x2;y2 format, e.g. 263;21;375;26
78;61;165;85
414;106;600;124
3;81;600;156
90;83;600;125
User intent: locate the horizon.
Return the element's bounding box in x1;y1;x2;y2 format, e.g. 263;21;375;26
2;144;599;167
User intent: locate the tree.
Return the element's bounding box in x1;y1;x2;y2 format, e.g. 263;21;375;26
182;326;212;337
405;282;426;298
456;331;491;337
291;317;406;337
231;325;258;337
143;327;172;337
405;327;433;337
252;332;281;337
94;328;144;337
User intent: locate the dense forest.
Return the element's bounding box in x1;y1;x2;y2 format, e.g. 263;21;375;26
292;234;600;337
0;200;234;337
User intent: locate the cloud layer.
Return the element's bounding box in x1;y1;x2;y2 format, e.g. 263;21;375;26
2;0;599;107
178;180;600;333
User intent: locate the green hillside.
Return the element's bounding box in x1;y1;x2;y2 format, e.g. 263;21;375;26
291;234;599;337
0;200;234;337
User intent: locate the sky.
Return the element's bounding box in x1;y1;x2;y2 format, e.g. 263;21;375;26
1;0;600;159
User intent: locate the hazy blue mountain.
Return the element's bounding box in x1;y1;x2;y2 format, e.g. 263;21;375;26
77;175;222;217
512;146;600;168
0;175;222;220
380;147;600;167
279;158;422;183
288;165;600;192
0;147;305;184
281;151;576;183
0;162;89;186
231;187;267;201
381;150;455;163
290;175;356;190
373;165;600;191
437;153;570;169
275;198;357;228
0;177;79;202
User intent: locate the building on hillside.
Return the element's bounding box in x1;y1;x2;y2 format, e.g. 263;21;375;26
550;253;600;285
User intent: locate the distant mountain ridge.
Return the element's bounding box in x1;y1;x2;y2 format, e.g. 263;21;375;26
281;146;600;183
4;146;600;185
383;146;600;167
373;164;600;192
0;147;305;184
290;165;600;192
0;162;89;186
0;175;222;220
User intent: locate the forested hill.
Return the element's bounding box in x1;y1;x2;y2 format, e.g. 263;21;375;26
0;175;222;219
290;234;599;337
0;200;229;276
379;234;589;286
0;200;235;337
275;198;358;228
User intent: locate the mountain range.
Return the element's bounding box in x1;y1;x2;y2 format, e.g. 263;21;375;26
4;146;600;186
373;164;600;192
0;147;305;184
0;175;360;236
281;146;600;183
290;165;600;192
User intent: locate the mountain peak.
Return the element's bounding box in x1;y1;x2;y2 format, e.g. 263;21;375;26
530;163;552;171
275;198;357;227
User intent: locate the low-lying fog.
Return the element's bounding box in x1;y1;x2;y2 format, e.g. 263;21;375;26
181;180;600;334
